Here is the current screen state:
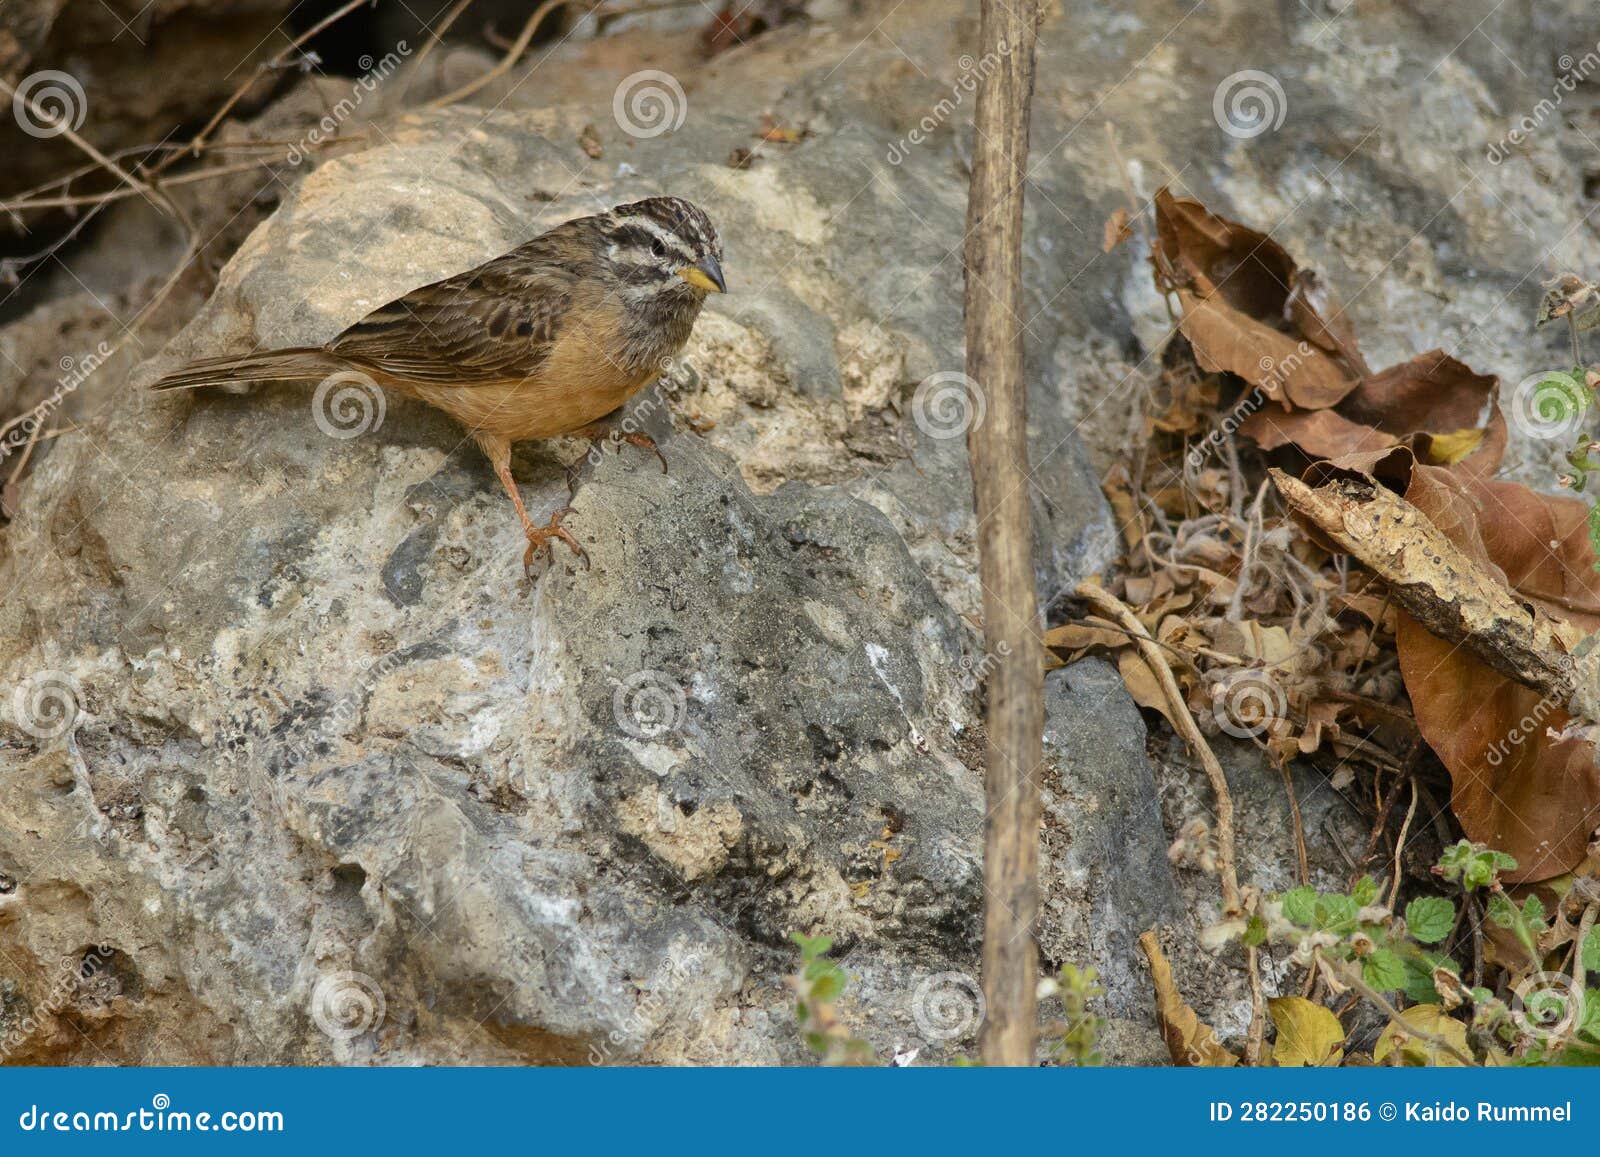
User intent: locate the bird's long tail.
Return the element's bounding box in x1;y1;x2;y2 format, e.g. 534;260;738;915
148;348;345;391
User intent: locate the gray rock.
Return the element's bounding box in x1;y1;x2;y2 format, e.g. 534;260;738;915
1040;658;1182;1062
2;0;1596;1066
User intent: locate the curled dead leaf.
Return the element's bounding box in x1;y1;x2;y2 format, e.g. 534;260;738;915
1139;930;1239;1067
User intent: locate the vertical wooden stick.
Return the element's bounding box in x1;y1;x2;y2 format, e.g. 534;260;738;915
965;0;1042;1067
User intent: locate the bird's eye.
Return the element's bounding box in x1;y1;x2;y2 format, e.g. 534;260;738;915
650;238;667;258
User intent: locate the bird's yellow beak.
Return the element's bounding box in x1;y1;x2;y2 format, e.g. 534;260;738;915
678;257;726;293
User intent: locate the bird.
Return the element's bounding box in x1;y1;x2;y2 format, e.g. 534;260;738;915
150;195;726;571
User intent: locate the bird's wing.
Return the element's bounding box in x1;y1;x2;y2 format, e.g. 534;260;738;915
330;250;576;386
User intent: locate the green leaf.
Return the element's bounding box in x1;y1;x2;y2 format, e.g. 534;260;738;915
1281;886;1318;926
1351;876;1379;907
1242;914;1268;948
1521;894;1548;932
809;969;844;1003
1583;929;1600;974
1315;893;1360;935
1486;893;1517;929
1401;952;1459;1004
1436;841;1517;889
1405;896;1456;945
1363;949;1408;993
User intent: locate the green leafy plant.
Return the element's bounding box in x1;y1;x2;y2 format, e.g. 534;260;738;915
786;932;874;1066
1039;963;1105;1066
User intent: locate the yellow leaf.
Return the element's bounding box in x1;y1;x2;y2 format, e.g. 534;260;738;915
1424;427;1485;466
1268;996;1346;1066
1375;1004;1470;1066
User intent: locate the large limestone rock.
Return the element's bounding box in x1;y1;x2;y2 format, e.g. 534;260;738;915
2;0;1594;1063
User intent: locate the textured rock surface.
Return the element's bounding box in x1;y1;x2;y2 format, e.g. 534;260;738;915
2;0;1597;1064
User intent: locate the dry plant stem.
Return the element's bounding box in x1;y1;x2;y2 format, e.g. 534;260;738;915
0;80;168;213
1270;469;1598;723
965;0;1043;1068
1320;954;1477;1066
1387;779;1418;910
164;0;376;167
423;0;576;110
1075;581;1242;915
1244;944;1266;1065
1280;764;1309;885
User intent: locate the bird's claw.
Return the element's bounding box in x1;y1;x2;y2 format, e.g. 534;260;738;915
522;507;590;575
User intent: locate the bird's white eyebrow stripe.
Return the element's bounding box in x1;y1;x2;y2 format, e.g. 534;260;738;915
620;212;696;257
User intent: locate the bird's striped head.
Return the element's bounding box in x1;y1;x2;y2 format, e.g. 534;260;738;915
601;197;725;300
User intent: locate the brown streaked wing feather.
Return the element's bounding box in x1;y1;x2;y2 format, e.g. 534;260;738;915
329;254;574;386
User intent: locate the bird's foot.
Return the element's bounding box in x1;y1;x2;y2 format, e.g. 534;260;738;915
523;506;589;575
578;424;668;474
615;430;668;474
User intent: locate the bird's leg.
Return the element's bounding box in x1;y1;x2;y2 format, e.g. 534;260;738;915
477;434;588;572
573;418;668;474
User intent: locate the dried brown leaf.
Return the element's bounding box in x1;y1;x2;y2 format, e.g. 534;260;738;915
1139;931;1239;1067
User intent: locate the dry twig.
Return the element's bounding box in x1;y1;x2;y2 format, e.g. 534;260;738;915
965;0;1043;1067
